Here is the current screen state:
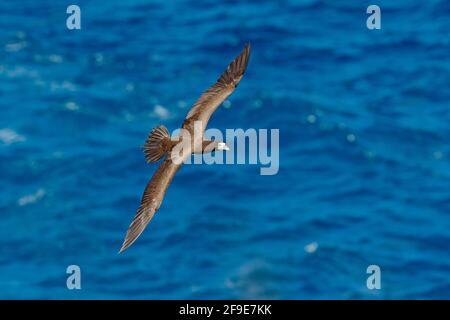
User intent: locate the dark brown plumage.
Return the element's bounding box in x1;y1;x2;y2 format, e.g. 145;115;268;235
119;44;251;253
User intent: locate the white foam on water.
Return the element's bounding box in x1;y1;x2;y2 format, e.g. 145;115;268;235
307;114;317;124
153;104;170;120
18;188;46;206
5;41;27;52
346;133;356;143
304;241;318;253
48;54;63;64
0;128;26;145
65;102;80;111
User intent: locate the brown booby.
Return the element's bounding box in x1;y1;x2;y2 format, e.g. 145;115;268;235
119;44;251;252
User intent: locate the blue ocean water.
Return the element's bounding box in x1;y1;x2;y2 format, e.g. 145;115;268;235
0;0;449;299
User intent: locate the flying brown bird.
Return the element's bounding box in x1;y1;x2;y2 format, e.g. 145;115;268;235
119;44;251;253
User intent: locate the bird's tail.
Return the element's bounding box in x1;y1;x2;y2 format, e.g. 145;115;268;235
143;125;171;162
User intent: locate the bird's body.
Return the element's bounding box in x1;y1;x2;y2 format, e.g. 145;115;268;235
119;44;251;253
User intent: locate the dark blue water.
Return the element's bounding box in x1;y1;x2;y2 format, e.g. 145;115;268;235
0;0;449;299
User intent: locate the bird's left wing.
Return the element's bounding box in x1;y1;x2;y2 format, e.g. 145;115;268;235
185;44;251;126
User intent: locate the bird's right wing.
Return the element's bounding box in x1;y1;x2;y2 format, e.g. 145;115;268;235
119;158;182;253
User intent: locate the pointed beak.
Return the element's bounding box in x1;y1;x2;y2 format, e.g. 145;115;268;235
218;142;230;151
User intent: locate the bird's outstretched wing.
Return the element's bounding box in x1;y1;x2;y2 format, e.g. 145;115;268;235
119;158;182;253
185;44;251;125
119;44;251;253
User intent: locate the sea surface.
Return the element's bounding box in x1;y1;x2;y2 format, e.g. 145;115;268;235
0;0;449;299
